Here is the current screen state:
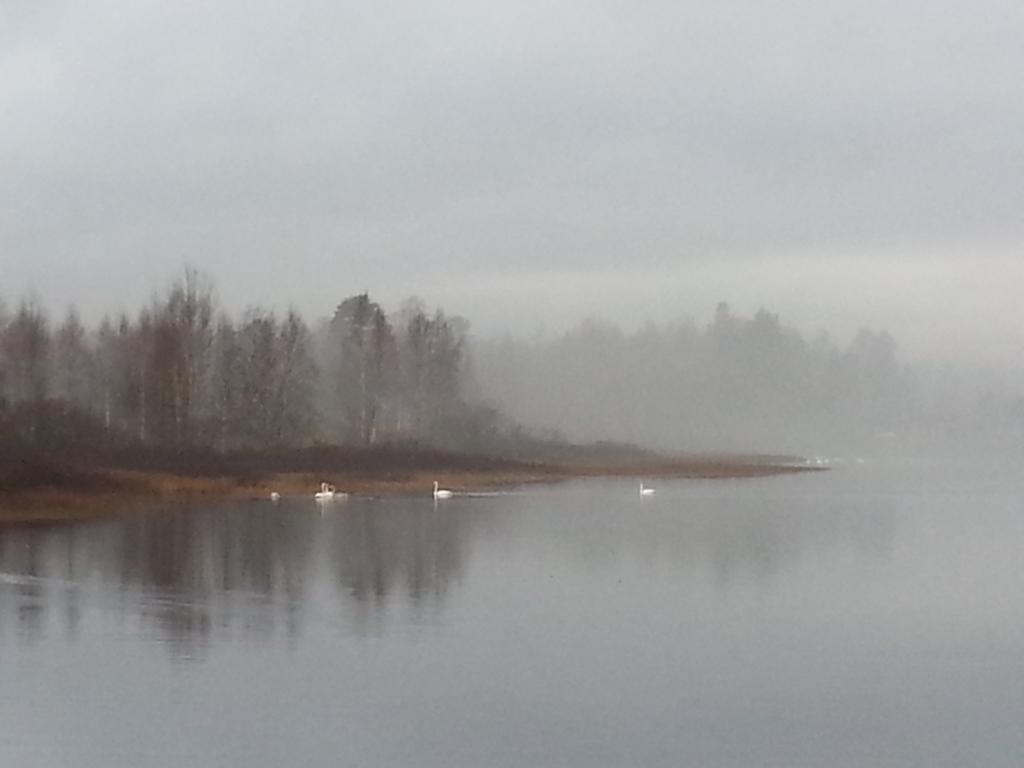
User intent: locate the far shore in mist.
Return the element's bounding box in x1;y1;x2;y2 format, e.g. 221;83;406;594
2;266;1019;523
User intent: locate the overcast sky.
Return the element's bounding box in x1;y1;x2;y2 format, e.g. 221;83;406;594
2;0;1023;366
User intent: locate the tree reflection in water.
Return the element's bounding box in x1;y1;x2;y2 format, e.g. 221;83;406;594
0;483;895;658
0;497;470;657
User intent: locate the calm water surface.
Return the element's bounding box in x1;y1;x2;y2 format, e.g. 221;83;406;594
2;462;1023;767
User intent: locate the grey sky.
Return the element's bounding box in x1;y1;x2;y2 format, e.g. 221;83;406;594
2;0;1023;365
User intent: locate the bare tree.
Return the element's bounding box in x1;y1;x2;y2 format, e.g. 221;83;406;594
330;293;395;445
275;308;318;445
211;314;241;451
237;308;280;445
396;302;466;443
2;298;51;440
0;296;9;412
53;306;92;412
398;299;431;437
92;315;119;432
208;307;319;449
151;268;216;447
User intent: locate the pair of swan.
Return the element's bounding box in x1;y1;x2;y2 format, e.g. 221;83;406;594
315;482;347;501
268;483;339;501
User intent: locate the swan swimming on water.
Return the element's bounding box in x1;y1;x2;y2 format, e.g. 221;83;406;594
269;491;281;502
433;481;453;500
314;482;340;501
640;482;655;497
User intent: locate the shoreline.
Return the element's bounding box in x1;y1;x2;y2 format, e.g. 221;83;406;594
0;455;823;524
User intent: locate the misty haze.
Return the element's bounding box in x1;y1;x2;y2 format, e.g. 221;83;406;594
3;1;1024;766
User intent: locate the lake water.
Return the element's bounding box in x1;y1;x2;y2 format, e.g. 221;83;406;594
2;462;1023;767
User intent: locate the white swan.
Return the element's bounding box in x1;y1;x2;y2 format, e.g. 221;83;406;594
314;482;338;501
640;482;655;497
269;491;281;502
433;481;453;500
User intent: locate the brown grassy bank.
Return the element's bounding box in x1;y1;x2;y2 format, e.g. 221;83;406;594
0;446;822;523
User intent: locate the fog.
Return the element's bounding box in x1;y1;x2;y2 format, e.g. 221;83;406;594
470;303;1024;457
3;1;1023;456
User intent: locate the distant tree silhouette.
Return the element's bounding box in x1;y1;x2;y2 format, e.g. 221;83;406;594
329;293;396;445
2;298;50;441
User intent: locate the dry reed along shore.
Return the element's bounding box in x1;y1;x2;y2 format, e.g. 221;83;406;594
0;443;821;523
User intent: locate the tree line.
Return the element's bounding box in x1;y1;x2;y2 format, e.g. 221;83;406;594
473;302;921;454
7;269;1016;462
0;269;490;455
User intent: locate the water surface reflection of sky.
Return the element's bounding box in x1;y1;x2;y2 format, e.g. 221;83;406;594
3;470;1024;767
0;476;897;655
